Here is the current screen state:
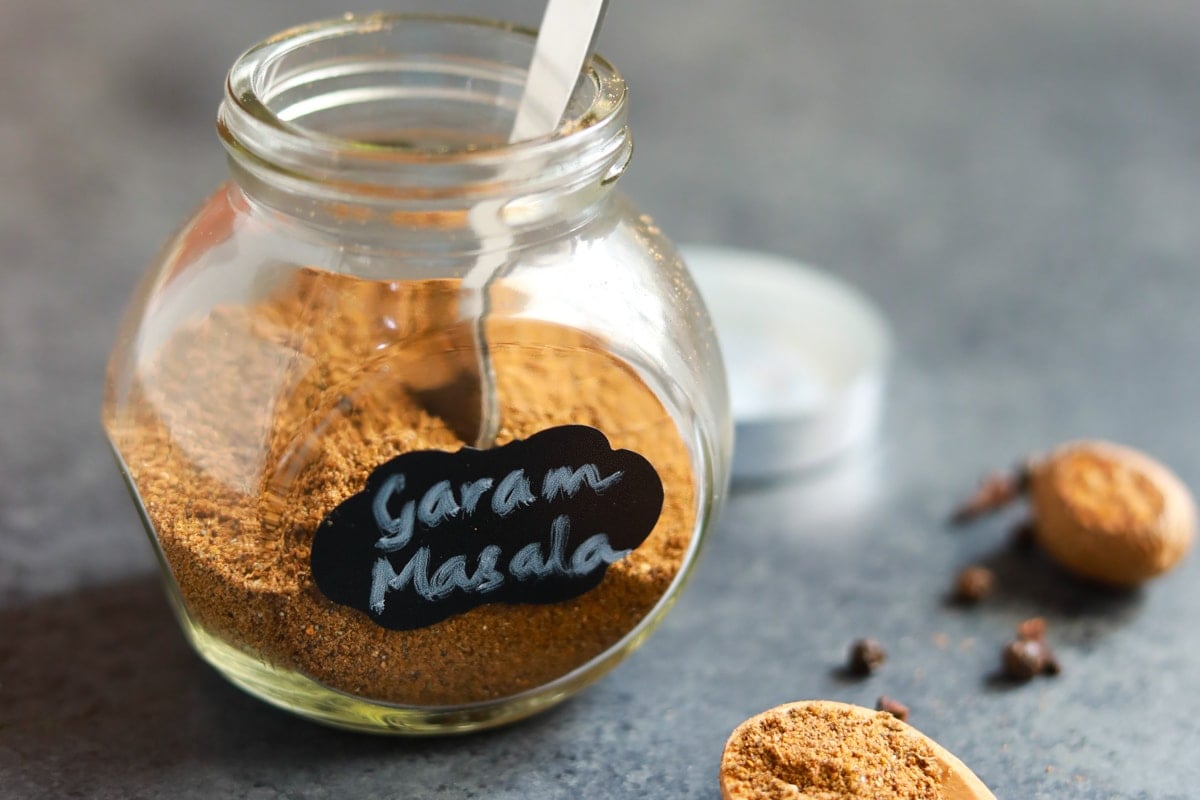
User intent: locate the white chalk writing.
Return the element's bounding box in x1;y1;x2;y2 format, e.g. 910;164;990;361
368;462;627;614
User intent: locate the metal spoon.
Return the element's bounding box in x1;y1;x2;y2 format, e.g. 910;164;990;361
447;0;611;448
512;0;610;141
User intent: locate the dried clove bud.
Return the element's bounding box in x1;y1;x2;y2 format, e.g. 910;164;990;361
875;695;910;722
1016;616;1046;642
951;470;1027;524
1001;617;1060;681
848;638;888;676
952;566;995;604
1002;639;1047;681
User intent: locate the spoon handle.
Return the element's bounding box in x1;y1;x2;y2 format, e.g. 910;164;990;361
510;0;610;142
458;0;611;449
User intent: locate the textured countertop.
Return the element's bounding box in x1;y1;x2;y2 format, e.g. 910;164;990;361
4;1;1200;798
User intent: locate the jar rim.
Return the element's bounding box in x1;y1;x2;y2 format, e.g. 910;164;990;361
221;12;627;166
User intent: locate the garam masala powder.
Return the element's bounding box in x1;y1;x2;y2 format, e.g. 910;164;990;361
720;703;946;800
104;268;698;708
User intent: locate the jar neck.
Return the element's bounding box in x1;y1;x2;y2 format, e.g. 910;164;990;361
217;13;632;252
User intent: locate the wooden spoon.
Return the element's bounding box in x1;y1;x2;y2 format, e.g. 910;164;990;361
720;700;995;800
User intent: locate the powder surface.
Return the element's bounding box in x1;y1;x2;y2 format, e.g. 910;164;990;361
720;704;946;800
105;268;697;706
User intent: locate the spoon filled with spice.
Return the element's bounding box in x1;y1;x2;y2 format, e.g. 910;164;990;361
720;700;996;800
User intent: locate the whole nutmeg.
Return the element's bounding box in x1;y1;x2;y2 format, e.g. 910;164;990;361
1029;441;1196;586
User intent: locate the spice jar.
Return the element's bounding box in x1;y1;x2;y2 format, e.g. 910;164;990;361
103;13;731;734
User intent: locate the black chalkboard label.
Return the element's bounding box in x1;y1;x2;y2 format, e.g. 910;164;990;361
310;425;665;631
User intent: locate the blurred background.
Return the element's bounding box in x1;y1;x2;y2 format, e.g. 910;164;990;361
4;2;1200;798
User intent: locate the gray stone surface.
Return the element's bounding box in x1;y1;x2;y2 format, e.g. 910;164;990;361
4;0;1200;797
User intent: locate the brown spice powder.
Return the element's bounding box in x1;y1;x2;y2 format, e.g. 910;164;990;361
105;268;697;706
720;704;946;800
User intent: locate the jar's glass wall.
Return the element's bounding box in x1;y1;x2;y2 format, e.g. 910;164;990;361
103;13;730;734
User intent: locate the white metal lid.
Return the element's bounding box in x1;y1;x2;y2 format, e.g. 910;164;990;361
681;244;892;481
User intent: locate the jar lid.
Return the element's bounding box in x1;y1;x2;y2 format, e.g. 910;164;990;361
681;245;892;481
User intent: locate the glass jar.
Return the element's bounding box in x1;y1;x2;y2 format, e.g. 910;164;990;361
103;13;731;734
